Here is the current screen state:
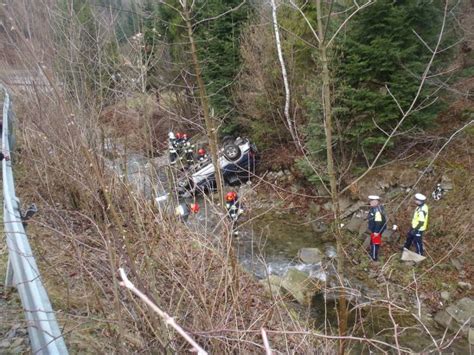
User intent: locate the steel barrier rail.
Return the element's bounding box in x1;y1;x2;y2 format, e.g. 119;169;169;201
2;85;68;354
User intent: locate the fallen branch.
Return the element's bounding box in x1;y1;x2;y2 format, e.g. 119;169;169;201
118;268;208;355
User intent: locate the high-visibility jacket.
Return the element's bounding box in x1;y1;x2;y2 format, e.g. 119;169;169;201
411;203;429;231
368;205;387;234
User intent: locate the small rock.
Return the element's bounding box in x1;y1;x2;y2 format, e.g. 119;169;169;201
0;339;10;348
368;270;378;279
362;235;371;249
10;338;24;348
440;291;450;301
377;181;390;191
324;245;337;259
401;248;426;263
458;282;472;290
311;221;327;233
450;258;463;271
298;248;323;264
323;201;332;211
308;202;321;214
441;175;453;191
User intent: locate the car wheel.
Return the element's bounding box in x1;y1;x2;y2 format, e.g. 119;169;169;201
223;143;241;161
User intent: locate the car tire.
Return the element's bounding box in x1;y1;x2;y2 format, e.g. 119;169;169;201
223;143;241;161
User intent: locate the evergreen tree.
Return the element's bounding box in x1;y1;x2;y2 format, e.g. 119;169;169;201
194;0;249;133
142;0;249;134
334;0;445;157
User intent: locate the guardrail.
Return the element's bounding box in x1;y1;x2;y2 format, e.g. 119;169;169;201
2;85;68;354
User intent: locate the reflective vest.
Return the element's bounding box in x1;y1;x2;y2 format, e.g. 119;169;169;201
368;206;386;233
411;204;429;231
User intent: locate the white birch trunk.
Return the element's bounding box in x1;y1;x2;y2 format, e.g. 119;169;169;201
270;0;296;142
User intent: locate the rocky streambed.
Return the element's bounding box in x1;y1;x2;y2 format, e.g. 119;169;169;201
107;150;472;353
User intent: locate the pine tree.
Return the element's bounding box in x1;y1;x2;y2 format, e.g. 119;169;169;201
334;0;444;157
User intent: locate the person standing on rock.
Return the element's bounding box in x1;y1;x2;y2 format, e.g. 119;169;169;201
367;195;387;262
403;193;429;255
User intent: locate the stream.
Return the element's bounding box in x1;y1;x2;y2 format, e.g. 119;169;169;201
109;151;470;354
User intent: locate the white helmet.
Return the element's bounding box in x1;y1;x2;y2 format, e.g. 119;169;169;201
415;193;426;201
168;132;175;140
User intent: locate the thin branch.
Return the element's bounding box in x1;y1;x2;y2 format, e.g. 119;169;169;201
261;328;273;355
119;268;208;355
326;0;374;47
412;29;434;53
385;84;405;115
289;0;320;43
193;0;247;27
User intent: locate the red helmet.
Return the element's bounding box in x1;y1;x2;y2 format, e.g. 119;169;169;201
190;203;200;213
176;132;183;139
198;148;206;156
226;191;237;202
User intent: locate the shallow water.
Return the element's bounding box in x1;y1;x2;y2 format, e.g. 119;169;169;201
118;153;470;353
235;211;330;279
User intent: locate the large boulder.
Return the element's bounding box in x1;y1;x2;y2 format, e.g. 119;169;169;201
260;275;285;299
298;248;323;264
401;248;426;263
341;201;365;219
382;229;400;244
281;268;322;306
434;297;474;335
398;168;419;188
346;215;365;233
440;174;453;191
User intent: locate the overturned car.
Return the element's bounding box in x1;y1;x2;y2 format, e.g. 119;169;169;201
176;137;257;195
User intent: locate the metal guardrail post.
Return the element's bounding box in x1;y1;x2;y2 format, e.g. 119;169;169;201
2;85;69;354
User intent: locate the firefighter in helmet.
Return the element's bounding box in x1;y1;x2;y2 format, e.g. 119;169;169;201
225;191;243;222
168;132;178;165
197;147;209;164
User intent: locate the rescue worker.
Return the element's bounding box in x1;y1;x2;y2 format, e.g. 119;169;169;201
168;132;178;165
182;134;195;165
197;148;209;164
225;191;243;222
367;195;387;262
403;193;429;255
174;132;185;162
175;201;200;222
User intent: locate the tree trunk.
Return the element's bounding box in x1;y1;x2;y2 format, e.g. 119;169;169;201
183;5;225;207
270;0;296;142
316;0;347;353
